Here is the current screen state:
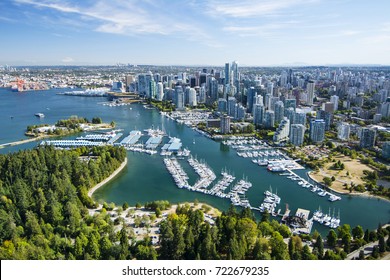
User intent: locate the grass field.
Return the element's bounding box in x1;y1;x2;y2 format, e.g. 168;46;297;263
310;154;375;194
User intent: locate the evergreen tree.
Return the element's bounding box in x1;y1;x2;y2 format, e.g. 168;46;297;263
352;225;364;240
358;250;365;260
387;235;390;251
314;235;324;259
86;233;100;259
378;235;386;253
252;238;271;260
371;245;380;259
261;210;270;223
119;226;129;259
270;232;289;260
301;244;316;260
342;233;351;253
327;229;337;248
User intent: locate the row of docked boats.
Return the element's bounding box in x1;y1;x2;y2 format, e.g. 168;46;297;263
285;172;342;202
312;208;341;229
208;171;235;198
228;178;253;208
144;127;166;137
259;188;281;215
126;143;158;155
222;136;267;146
177;148;191;157
188;156;217;191
238;149;286;158
163;158;190;189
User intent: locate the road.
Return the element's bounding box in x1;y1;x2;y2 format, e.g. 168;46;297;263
346;241;379;260
346;223;389;260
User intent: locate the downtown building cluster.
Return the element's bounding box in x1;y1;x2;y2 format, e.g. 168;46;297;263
125;63;390;159
1;63;390;160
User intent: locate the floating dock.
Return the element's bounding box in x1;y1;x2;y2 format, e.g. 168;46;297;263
107;133;123;144
41;140;105;147
145;136;163;149
76;134;113;142
119;130;142;145
161;137;182;152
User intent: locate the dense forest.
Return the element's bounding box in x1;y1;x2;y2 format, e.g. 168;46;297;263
0;146;389;260
159;205;390;260
0;145;126;259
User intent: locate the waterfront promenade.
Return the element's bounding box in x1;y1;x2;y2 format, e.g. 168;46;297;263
0;136;46;149
88;157;128;197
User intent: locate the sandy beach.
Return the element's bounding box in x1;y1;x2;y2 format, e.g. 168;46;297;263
88;157;128;197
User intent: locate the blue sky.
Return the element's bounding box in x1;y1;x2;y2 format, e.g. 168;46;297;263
1;0;390;66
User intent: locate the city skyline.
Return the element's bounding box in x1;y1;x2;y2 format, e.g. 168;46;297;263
1;0;390;66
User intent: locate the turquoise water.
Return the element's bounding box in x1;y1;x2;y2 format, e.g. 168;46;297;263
1;88;389;236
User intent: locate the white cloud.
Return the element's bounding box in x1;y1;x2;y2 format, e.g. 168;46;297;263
14;0;194;36
340;30;360;36
224;26;276;37
13;0;222;47
62;57;74;63
206;0;318;18
223;21;300;37
0;16;15;22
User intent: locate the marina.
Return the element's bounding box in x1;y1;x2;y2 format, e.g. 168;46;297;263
224;137;305;171
1;88;389;236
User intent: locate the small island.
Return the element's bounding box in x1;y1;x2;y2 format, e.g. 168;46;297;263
25;116;115;137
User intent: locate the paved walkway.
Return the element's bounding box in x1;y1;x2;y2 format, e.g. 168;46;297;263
88;157;128;197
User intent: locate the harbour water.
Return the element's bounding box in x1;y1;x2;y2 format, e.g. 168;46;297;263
1;87;389;236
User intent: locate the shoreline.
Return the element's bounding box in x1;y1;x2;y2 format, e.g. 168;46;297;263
307;171;390;203
0;135;48;149
0;123;114;149
88;157;128;198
